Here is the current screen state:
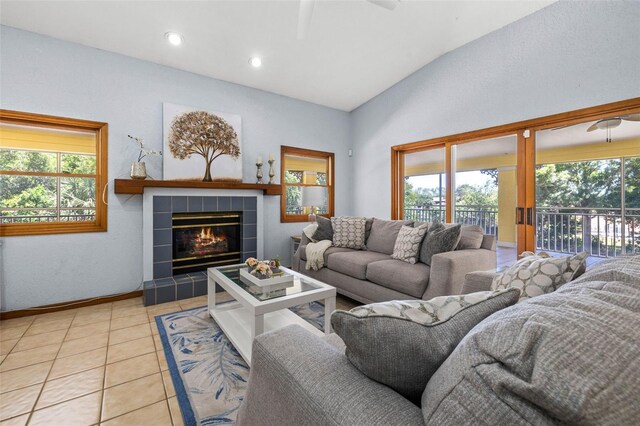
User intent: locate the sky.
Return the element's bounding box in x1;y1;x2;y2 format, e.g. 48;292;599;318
407;170;494;190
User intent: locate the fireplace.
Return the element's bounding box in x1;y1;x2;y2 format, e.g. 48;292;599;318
172;211;242;275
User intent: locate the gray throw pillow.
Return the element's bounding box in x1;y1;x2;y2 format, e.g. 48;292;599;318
421;222;462;266
491;252;588;302
391;224;429;264
311;215;333;241
331;288;520;404
456;225;484;250
366;219;413;254
332;216;367;250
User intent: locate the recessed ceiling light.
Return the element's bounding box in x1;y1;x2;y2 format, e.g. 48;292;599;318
249;57;262;68
165;32;183;46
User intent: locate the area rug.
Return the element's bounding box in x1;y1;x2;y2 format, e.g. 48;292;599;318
155;302;326;426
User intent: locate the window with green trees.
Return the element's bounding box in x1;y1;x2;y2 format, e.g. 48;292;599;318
0;110;108;236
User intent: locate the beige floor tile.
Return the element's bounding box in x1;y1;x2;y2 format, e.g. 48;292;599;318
167;396;184;426
29;390;102;426
48;347;107;380
36;366;104;409
0;326;29;342
0;413;29;426
178;300;207;310
76;303;112;313
100;400;172;426
109;313;149;331
0;317;34;330
0;355;5;365
111;305;147;318
152;333;163;351
0;344;60;372
0;383;42;421
65;320;110;341
31;309;77;324
147;302;181;315
108;323;151;346
71;310;112;327
106;336;155;364
0;339;18;356
161;369;175;398
23;317;72;337
150;321;160;335
0;361;52;394
12;329;67;353
111;297;143;307
156;350;168;371
104;353;159;388
57;333;109;359
101;373;165;421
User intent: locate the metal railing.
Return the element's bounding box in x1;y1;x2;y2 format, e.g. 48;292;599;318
404;206;640;257
0;207;95;224
404;206;497;236
536;207;640;257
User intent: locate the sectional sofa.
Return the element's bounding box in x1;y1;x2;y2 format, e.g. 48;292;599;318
238;255;640;425
292;218;497;303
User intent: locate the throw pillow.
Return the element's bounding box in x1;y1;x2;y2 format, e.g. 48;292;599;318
366;219;414;254
302;223;318;242
391;224;429;264
311;215;333;241
421;222;462;266
331;288;520;404
331;216;367;250
456;224;484;250
491;252;588;302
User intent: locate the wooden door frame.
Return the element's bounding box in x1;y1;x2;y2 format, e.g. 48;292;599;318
391;97;640;253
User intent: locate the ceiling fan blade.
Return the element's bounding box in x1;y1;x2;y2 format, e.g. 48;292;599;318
297;0;316;40
367;0;399;11
621;113;640;122
586;122;599;132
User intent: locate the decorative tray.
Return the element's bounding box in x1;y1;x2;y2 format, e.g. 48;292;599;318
239;267;294;287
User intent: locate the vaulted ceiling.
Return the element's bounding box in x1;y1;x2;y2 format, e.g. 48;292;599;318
0;1;553;111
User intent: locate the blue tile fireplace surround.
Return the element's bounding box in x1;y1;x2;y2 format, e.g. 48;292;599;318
143;195;258;306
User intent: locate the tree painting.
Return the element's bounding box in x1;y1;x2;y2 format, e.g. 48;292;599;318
168;111;241;182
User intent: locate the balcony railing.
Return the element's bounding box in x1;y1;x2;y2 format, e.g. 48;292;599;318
404;206;497;236
0;207;95;224
404;205;640;258
536;207;640;257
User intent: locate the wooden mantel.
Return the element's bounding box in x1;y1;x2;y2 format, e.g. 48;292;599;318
114;179;282;195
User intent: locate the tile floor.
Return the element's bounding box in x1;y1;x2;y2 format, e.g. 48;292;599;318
0;293;359;426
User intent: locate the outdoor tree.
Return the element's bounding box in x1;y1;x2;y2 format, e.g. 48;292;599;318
168;111;240;182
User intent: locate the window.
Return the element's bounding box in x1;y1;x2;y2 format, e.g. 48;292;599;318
281;146;334;223
0;110;108;236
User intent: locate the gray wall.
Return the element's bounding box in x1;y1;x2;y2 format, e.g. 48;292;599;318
0;26;352;310
350;1;640;218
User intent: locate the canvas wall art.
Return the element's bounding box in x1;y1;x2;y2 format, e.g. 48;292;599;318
163;103;242;182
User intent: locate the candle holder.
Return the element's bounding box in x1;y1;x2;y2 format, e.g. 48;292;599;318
256;162;264;184
268;159;275;184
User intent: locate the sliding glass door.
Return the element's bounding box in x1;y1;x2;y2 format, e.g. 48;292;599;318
534;116;640;262
452;135;519;267
402;147;446;222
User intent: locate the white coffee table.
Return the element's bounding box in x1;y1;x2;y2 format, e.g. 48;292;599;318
207;264;336;366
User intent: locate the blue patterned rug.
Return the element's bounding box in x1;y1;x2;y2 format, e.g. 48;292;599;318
155;302;325;426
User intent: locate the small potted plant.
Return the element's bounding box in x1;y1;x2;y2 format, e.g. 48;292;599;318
129;134;162;180
269;256;282;274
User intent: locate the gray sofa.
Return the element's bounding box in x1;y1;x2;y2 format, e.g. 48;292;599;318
292;219;497;303
237;255;640;425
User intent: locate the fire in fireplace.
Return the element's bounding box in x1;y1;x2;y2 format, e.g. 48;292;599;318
172;212;242;275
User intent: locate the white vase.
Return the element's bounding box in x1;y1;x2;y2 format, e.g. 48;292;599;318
130;162;147;180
